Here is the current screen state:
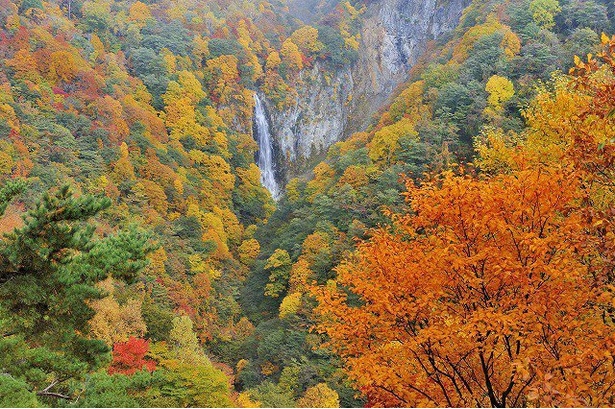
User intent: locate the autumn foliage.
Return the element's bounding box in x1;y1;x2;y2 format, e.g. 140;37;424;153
109;337;156;376
313;35;615;407
1;0;615;405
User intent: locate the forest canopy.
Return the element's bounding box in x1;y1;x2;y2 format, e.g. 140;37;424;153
0;0;614;407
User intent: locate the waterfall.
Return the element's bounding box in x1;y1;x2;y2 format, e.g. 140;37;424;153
253;93;280;199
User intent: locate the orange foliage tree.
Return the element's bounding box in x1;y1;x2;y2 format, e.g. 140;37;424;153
315;166;615;407
48;50;80;83
313;36;615;408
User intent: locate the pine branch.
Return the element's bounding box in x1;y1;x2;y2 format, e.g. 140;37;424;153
36;379;71;400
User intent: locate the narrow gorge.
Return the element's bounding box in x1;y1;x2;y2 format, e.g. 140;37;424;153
256;0;471;190
3;0;612;405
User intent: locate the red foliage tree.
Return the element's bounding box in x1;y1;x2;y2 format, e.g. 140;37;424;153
108;337;156;375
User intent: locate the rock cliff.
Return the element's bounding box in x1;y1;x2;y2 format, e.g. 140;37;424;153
261;0;470;182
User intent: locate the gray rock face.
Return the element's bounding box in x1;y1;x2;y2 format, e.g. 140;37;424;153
260;64;354;179
262;0;470;182
353;0;470;129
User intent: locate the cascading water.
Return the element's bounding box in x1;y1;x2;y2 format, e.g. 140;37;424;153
253;93;280;199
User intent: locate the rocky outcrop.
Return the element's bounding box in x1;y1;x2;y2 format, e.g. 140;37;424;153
263;0;470;183
260;64;354;179
351;0;470;131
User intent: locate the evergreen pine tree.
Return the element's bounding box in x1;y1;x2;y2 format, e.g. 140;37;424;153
0;184;152;404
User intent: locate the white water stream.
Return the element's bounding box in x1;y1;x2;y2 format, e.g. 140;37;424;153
253;94;280;199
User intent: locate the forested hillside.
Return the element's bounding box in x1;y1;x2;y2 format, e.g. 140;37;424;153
0;0;614;407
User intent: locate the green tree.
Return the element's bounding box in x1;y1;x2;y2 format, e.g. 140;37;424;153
18;0;43;13
0;179;26;216
264;249;292;298
149;316;233;407
0;376;40;407
0;185;152;403
247;381;296;408
77;370;176;407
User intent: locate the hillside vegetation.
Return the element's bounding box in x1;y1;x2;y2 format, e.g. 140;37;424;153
0;0;614;407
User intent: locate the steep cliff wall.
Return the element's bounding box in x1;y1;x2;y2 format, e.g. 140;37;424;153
260;63;354;178
263;0;470;182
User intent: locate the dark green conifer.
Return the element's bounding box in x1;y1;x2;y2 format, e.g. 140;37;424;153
0;185;152;404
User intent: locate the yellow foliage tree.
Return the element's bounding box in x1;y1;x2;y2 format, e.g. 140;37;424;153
0;103;20;132
206;55;240;105
285;178;302;203
453;16;503;62
281;39;303;72
214;206;243;246
290;26;323;54
369;118;419;163
474;128;522;174
279;292;302;319
200;211;230;258
301;231;331;268
339;165;369;189
238;238;260;266
288;257;313;293
128;1;151;27
148;316;233;407
163;71;206;105
266;51;282;71
193;35;209;67
0;151;14;176
237;392;261;408
529;0;561;29
48;50;79;83
485;75;515;111
89;279;147;345
112;142;136;182
306;163;335;199
264;249;292;298
501;30;521;59
202;154;235;198
136;179;168;214
168;315;204;362
297;383;340;408
90;33;105;63
6;49;39;81
147;246;168;276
